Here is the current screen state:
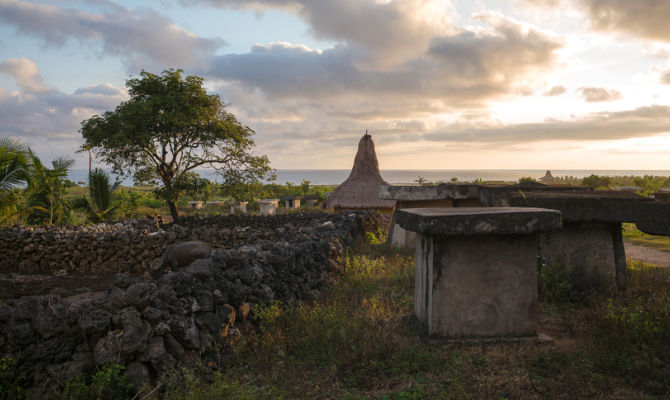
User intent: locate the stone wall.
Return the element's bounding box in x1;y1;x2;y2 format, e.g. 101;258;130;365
0;212;389;398
0;212;386;274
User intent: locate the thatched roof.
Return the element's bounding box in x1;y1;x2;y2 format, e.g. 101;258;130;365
324;133;395;210
539;170;557;182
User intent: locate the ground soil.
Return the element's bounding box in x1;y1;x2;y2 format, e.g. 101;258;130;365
0;272;119;301
624;242;670;267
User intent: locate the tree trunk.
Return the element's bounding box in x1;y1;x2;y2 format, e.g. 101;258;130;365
168;200;180;223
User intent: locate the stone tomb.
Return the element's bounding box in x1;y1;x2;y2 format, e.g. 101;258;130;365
258;199;279;215
397;207;561;339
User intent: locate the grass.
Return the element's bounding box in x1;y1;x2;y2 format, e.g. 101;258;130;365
623;223;670;252
131;239;670;400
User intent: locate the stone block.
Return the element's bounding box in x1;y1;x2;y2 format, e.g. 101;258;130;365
399;207;561;339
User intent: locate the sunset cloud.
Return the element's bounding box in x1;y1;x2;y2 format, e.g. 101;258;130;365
578;86;623;102
425;105;670;143
0;0;225;70
0;58;126;156
578;0;670;42
206;12;563;110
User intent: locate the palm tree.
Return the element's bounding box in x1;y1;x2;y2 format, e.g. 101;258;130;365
0;136;31;207
415;176;426;185
25;154;74;225
0;137;32;224
72;168;120;223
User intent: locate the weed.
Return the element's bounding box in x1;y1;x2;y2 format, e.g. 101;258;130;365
537;257;574;303
63;364;132;400
0;356;24;400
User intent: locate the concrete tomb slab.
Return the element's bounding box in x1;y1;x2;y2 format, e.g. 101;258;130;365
397;207;561;340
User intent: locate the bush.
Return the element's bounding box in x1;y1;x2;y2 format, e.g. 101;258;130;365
581;174;612;189
63;364;132;400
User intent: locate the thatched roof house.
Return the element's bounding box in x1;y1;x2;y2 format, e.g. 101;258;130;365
538;170;557;183
324;133;395;212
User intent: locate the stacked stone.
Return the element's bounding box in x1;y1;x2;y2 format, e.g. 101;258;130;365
0;212;389;274
0;211;389;398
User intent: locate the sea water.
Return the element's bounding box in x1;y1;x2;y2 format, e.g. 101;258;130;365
68;169;670;186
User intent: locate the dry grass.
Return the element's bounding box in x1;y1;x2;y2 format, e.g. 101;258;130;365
149;242;670;400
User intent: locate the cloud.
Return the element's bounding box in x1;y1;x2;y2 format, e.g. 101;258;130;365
186;0;455;66
544;85;566;96
578;86;622;102
662;71;670;85
576;0;670;42
424;105;670;143
0;0;225;70
0;58;126;161
0;58;55;94
205;12;563;110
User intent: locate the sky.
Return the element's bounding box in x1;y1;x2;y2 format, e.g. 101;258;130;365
1;0;670;171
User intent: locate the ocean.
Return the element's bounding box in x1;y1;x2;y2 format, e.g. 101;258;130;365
68;169;670;186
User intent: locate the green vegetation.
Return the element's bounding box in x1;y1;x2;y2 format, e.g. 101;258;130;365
63;364;132;400
80;69;271;222
518;176;537;184
24;155;74;225
134;241;669;399
72;168;120;223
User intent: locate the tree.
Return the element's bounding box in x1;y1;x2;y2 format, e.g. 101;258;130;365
0;137;31;210
72;168;121;223
80;69;271;222
415;176;426;185
25;154;74;225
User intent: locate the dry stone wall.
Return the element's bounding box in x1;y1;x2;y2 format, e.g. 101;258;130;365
0;212;389;398
0;213;384;274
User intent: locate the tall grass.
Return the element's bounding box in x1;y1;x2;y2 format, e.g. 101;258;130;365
142;242;669;399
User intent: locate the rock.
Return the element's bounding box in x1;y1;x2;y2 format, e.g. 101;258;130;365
138;336;176;373
153;322;170;336
118;307;151;356
94;330;123;365
194;290;214;313
111;283;158;309
78;309;111;337
321;221;335;229
142;306;164;322
163;332;185;359
153;241;211;272
239;264;263;285
169;318;201;350
184;259;213;281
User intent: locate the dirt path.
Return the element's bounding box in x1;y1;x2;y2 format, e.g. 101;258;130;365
624;242;670;267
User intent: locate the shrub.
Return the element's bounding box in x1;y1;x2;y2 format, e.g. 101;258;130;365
63;364;132;400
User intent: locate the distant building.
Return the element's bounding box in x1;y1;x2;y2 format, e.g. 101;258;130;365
323;132;395;213
538;170;557;184
282;196;301;210
258;199;279;215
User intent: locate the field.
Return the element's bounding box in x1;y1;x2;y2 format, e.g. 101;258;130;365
131;238;670;400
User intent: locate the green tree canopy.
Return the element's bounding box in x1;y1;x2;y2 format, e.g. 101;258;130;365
80;69;271;222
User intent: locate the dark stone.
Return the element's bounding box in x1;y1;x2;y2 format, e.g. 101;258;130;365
78;309;111;337
142;306;164;322
9;320;33;344
163;332;185;359
169;318;201;350
118;307;151;356
184;259;213;281
397;207;561;236
239;264;263;285
194;290;214;313
111;283;158;309
114;273;133;289
154;241;211;271
94;330;123;365
138;336;176;373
